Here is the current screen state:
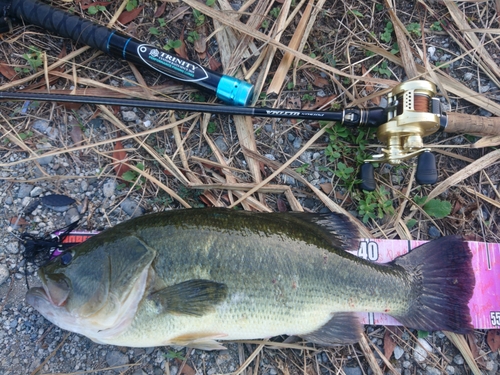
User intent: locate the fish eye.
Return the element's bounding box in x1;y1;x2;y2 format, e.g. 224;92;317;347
60;252;73;266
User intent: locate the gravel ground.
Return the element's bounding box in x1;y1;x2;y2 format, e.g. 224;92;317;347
2;0;500;373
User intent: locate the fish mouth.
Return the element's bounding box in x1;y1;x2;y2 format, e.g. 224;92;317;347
27;270;71;308
26;286;52;311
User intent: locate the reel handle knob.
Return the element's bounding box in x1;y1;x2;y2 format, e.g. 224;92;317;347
416;151;438;185
359;163;376;191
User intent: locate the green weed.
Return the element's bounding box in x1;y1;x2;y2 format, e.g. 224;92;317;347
87;5;106;14
357;186;395;223
126;0;137;11
163;39;182;50
15;46;43;74
193;9;205;26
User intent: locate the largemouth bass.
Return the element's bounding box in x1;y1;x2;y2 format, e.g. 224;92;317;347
26;208;475;349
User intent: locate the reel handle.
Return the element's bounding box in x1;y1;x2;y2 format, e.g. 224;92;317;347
444;113;500;137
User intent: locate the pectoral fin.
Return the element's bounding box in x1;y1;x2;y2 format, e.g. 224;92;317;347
300;312;362;346
149;279;228;316
170;333;228;350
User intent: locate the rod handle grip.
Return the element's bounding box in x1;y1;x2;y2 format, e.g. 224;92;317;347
445;113;500;137
10;0;112;51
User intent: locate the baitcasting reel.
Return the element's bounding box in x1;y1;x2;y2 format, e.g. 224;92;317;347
360;80;446;191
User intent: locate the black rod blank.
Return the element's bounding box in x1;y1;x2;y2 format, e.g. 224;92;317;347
0;91;387;127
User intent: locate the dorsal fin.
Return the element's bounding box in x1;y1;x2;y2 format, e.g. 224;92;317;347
284;212;360;250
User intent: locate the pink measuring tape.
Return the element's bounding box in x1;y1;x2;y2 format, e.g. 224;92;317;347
347;239;499;329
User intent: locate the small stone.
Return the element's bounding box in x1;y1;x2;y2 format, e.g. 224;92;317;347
214;137;228;153
6;242;19;254
282;175;296;185
37;155;54;165
428;46;436;57
428;226;441;239
80;180;89;192
103;181;116;198
170;365;178;375
453;354;464;365
0;265;9;286
122;111;138;122
293;137;302;149
5;196;13;205
264;124;273;133
18;184;33;199
265;154;276;161
394;345;404;360
65;207;80;225
446;365;455;375
105;351;129;373
30;186;43;197
463;72;473;81
287;133;295;141
88;118;104;128
480;85;490;93
32;120;50;133
299;151;312;164
121;198;143;218
46;127;59;140
414;338;432;362
402;361;411;369
485;360;495;372
342;367;362;375
426;366;440;375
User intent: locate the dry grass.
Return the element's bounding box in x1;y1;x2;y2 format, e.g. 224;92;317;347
1;0;499;373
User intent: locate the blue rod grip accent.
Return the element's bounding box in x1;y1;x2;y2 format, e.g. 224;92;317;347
216;76;254;106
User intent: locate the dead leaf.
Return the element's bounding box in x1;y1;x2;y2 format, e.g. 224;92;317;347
154;1;167;17
69;126;84;145
0;62;17;80
207;51;221;71
452;200;462;215
383;327;403;359
169;5;189;21
175;359;196;375
311;73;329;88
200;194;213;207
194;36;207;55
10;216;29;228
302;95;336;110
466;333;486;367
57;102;82;110
174;34;189;60
320;183;332;194
112;141;131;177
118;6;144;25
487;330;500;352
277;197;287;212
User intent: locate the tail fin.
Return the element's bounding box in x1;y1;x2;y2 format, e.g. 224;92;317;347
392;236;475;333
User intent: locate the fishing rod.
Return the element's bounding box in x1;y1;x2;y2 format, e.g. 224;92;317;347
1;1;500;190
1;0;254;106
3;80;500;191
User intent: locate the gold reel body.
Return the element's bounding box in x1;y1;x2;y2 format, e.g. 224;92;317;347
370;80;442;164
